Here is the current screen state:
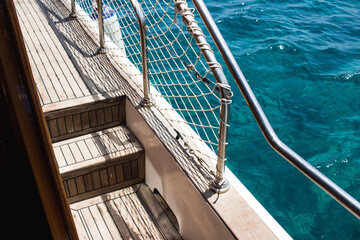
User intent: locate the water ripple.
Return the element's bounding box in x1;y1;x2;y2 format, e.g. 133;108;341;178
213;0;360;239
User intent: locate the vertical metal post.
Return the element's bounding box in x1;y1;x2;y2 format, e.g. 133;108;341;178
70;0;77;18
209;88;232;193
130;0;153;107
174;0;231;193
97;0;107;54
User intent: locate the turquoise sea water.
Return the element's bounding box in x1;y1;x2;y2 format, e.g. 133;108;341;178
205;0;360;239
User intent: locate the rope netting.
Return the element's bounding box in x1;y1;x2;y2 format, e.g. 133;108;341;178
71;0;227;156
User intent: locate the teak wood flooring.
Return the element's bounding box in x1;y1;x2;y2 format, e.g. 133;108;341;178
15;0;140;112
14;1;182;238
71;184;181;240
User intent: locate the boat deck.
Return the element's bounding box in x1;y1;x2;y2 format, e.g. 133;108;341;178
16;0;139;112
15;0;182;238
14;0;291;239
71;184;181;239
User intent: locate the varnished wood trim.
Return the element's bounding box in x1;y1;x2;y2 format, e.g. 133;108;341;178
0;1;77;239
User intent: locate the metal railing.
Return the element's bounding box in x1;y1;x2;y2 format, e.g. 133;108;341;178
129;0;153;107
69;0;360;218
190;0;360;219
96;0;107;54
173;0;232;192
75;0;232;193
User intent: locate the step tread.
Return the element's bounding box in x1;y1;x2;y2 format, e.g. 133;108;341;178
70;184;182;240
53;125;143;178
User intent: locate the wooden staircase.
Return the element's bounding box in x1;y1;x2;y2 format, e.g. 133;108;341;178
44;97;145;203
53;124;145;203
43;98;181;239
15;0;182;237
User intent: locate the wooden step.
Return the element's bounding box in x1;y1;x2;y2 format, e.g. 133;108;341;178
45;97;126;143
70;184;182;240
53;125;145;203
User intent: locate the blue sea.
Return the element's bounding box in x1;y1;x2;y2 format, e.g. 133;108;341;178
204;0;360;239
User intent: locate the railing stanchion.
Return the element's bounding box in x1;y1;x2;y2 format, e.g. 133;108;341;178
70;0;77;18
97;0;107;54
130;0;153;107
210;87;232;193
174;0;233;193
174;0;232;193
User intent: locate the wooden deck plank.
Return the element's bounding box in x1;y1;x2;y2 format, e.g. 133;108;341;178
89;205;113;240
32;19;80;100
99;169;109;187
60;144;76;165
115;165;124;183
53;146;67;168
114;129;132;150
92;135;110;156
105;200;134;240
65;116;75;134
48;119;59;138
108;166;117;185
69;142;85;163
80;208;103;239
84;138;101;159
126;188;164;240
99;133;118;154
67;178;78;197
24;0;69;101
16;3;60;103
96;203;124;240
112;197;144;240
75;176;86;195
25;0;87;100
18;24;51;105
71;210;91;239
16;0;91;108
76;140;93;160
70;185;182;240
107;131;125;151
57;117;68;136
34;1;91;99
84;173;94;192
81;112;90;130
120;190;154;239
91;171;102;190
16;0;135;111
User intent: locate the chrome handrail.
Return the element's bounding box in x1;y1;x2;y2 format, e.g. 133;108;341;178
191;0;360;219
129;0;153;107
97;0;107;54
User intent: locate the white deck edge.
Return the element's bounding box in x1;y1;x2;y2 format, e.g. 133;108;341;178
224;166;292;239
